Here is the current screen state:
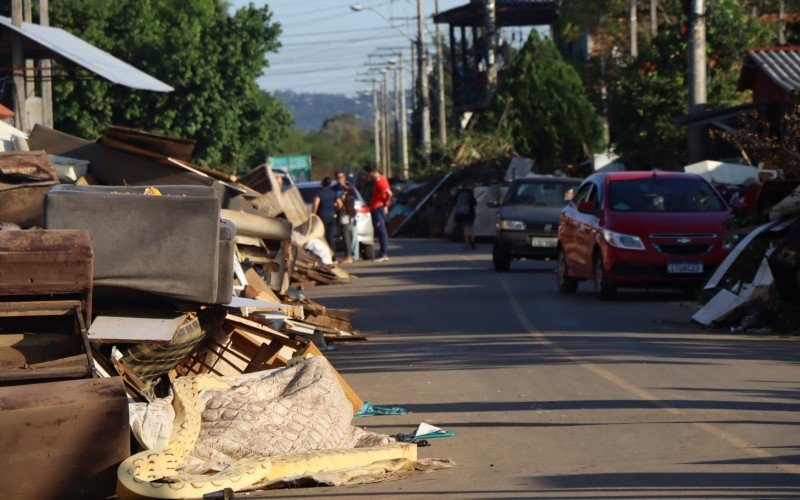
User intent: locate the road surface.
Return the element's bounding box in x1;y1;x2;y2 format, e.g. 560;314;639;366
283;239;800;498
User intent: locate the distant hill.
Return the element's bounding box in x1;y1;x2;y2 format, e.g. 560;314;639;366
275;91;373;131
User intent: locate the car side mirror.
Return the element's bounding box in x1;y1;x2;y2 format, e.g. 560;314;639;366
486;200;500;208
577;201;601;215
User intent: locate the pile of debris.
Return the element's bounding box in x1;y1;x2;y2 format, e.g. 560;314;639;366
0;124;448;498
388;156;532;239
690;161;800;333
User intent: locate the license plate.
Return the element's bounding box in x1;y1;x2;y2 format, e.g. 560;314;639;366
667;262;704;274
531;237;557;248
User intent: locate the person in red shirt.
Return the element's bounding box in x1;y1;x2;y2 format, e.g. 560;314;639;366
364;164;392;261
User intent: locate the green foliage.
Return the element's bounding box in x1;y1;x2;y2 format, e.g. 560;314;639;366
608;0;771;167
275;114;374;179
50;0;292;172
482;32;604;166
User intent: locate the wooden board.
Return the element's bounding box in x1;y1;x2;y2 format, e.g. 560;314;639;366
88;313;186;344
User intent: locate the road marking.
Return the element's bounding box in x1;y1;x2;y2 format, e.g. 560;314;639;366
498;275;800;476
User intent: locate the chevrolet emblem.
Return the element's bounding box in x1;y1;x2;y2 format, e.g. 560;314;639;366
677;237;692;244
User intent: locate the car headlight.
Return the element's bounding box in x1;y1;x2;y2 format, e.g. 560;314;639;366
723;233;742;250
498;220;525;230
603;229;645;250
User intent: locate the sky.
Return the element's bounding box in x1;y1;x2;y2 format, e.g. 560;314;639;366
230;0;534;97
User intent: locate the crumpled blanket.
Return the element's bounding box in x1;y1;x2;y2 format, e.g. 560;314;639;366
130;356;392;475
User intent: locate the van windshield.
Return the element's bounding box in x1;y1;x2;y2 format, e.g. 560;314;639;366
504;181;579;206
609;178;726;212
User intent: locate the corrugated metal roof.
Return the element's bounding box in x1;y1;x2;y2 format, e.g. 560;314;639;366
0;16;173;92
746;48;800;93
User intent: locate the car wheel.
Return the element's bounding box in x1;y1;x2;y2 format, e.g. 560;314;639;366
361;244;375;261
557;248;578;293
593;252;616;300
492;242;511;272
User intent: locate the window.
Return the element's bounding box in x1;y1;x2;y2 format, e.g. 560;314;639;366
505;180;581;206
573;183;594;204
609;178;726;212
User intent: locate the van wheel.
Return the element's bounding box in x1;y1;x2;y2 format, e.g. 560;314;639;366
492;243;511;272
593;252;616;300
557;248;578;293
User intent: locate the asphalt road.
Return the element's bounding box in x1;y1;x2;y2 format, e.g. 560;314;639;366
283;239;800;498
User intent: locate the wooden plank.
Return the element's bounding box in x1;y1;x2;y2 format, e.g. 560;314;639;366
305;314;352;332
325;309;354;321
244;268;281;302
88;313;186;344
243;341;284;373
224;314;293;343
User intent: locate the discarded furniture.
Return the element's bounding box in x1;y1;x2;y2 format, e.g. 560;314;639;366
44;184;233;304
0;377;130;499
0;150;59;228
0;229;96;383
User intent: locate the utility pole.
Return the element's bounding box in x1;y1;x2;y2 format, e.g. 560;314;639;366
779;0;786;45
11;0;29;132
410;41;417;111
434;0;447;146
650;0;658;36
485;0;497;90
398;57;409;179
371;81;381;168
40;0;53;128
629;0;638;57
392;64;401;178
23;0;33;98
687;0;707;161
381;69;391;176
416;0;431;159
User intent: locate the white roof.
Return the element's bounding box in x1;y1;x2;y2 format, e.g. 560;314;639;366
0;17;173;92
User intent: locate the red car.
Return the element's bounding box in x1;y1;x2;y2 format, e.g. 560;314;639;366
557;171;732;299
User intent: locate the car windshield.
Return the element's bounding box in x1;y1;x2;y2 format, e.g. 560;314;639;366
609;178;725;212
504;181;579;206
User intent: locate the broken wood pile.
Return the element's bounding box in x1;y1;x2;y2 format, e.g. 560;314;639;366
0;123;428;500
292;245;355;288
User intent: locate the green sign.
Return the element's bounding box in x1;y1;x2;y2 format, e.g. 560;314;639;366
267;155;312;183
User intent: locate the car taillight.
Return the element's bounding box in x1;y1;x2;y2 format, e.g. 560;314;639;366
357;206;370;214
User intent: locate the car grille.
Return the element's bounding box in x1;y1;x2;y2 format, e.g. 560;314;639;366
653;243;714;256
650;233;717;239
525;222;558;234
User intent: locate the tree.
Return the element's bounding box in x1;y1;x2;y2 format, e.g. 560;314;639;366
608;0;771;167
49;0;292;172
482;33;604;167
274;114;374;179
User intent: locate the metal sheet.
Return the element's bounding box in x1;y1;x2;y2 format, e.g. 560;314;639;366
0;16;173;92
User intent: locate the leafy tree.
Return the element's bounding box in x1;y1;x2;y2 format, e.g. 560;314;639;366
607;0;771;167
481;32;604;167
274;114;374;179
49;0;292;172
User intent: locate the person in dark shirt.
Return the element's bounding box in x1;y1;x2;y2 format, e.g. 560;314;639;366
312;177;341;255
454;180;477;250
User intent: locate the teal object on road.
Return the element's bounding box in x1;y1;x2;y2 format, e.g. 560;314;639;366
354;401;408;418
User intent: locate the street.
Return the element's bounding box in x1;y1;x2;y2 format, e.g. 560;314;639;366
289;239;800;498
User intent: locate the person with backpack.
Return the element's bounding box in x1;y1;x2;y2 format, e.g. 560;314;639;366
454;180;477;250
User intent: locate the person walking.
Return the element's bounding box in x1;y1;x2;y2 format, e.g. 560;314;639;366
454;180;477;250
334;170;359;263
312;177;341;257
363;165;392;261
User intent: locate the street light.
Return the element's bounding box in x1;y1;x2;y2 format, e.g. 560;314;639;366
351;1;431;162
350;4;414;42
